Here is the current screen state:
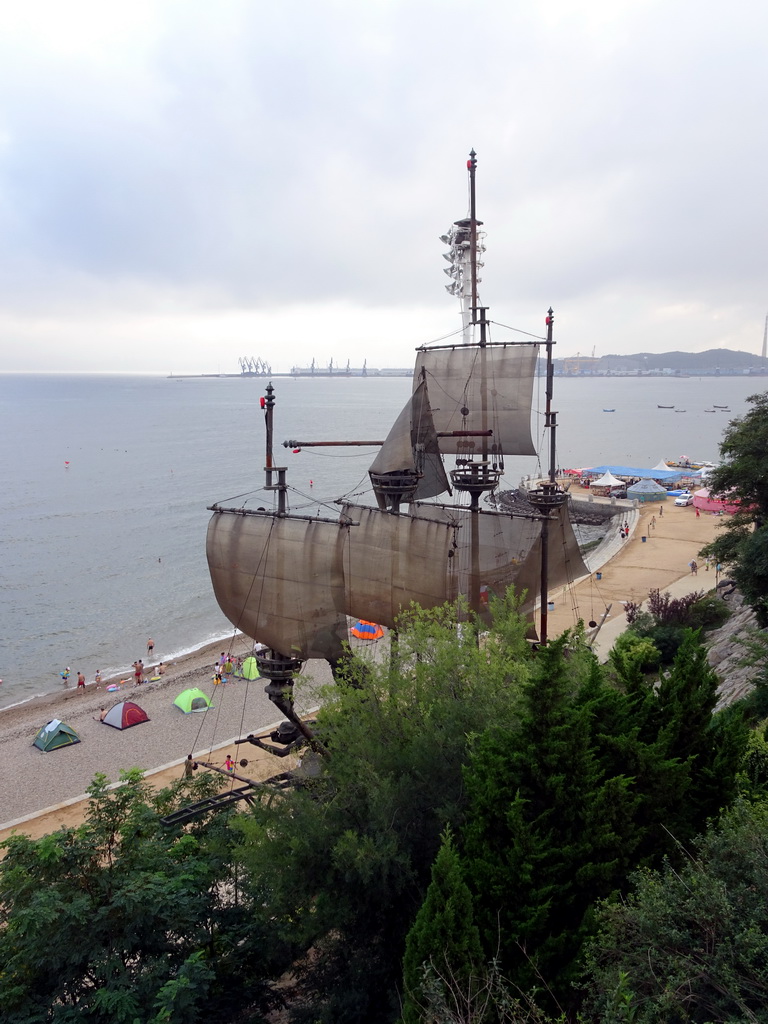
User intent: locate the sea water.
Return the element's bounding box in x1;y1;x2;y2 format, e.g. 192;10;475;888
0;371;763;708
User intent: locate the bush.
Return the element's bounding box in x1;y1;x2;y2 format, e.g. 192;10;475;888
687;594;731;632
647;624;686;664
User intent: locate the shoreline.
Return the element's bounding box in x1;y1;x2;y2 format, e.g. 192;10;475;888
0;501;727;836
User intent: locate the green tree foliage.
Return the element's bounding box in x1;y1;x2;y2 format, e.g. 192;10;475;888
457;629;746;1012
0;769;282;1024
703;391;768;624
401;829;483;1024
651;629;746;844
584;799;768;1024
460;636;638;1005
234;598;534;1024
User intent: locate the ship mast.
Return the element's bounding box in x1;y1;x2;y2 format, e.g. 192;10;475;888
444;151;501;618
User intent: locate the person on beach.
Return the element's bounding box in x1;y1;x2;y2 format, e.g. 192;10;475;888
77;671;86;691
650;515;656;530
223;656;234;675
224;755;235;774
157;662;165;676
134;662;143;685
659;505;663;517
60;667;70;684
94;707;108;722
94;669;102;688
695;506;700;518
147;638;154;656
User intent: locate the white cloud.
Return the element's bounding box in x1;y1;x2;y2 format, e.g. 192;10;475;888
1;0;767;371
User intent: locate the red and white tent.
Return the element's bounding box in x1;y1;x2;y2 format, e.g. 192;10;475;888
102;701;150;730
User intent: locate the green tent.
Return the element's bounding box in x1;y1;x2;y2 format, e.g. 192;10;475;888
173;688;212;713
241;656;260;680
32;718;80;752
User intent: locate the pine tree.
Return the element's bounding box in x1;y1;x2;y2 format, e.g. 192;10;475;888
401;829;483;1024
461;636;635;1004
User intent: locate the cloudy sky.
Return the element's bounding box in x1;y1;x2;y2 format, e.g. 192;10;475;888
1;0;766;373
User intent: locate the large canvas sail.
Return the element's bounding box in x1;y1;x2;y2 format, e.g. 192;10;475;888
412;504;540;615
412;500;588;618
340;503;459;626
414;342;538;457
512;502;590;615
368;378;450;507
206;511;349;661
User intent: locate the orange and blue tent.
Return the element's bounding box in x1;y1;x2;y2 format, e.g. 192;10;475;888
350;620;384;640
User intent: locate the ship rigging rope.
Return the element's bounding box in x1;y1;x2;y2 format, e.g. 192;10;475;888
490;320;548;342
186;638;260;795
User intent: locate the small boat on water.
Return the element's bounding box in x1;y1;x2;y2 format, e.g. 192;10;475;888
657;404;674;409
705;409;716;413
674;409;687;413
713;405;729;409
603;408;615;412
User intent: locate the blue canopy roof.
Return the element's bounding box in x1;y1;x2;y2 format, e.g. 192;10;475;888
584;465;698;481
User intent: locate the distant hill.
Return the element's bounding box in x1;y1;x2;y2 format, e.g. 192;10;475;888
555;348;768;376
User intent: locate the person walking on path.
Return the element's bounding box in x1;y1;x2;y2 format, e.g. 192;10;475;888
659;505;664;517
147;638;154;656
183;754;195;778
695;506;700;518
650;515;656;531
689;559;698;575
224;755;235;774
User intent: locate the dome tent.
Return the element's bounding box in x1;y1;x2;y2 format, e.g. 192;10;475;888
33;718;80;752
240;656;260;680
627;478;668;502
102;701;150;730
173;688;212;713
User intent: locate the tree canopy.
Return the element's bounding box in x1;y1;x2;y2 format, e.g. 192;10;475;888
704;390;768;623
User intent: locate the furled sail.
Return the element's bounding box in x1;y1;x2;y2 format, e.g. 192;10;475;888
414;342;538;456
206;510;349;661
368;378;450;508
339;503;459;627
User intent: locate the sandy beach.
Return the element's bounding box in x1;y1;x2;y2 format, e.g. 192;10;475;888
0;632;334;836
0;498;725;841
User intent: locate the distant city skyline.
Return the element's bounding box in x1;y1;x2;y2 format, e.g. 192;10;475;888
1;2;768;373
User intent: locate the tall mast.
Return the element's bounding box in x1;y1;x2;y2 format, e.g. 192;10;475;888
447;151;500;618
527;309;567;646
762;312;767;362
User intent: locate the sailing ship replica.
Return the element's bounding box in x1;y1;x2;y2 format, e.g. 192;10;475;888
206;151;587;730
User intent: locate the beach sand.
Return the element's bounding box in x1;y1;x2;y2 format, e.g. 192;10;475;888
545;500;723;647
0;633;334;838
0;500;725;841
